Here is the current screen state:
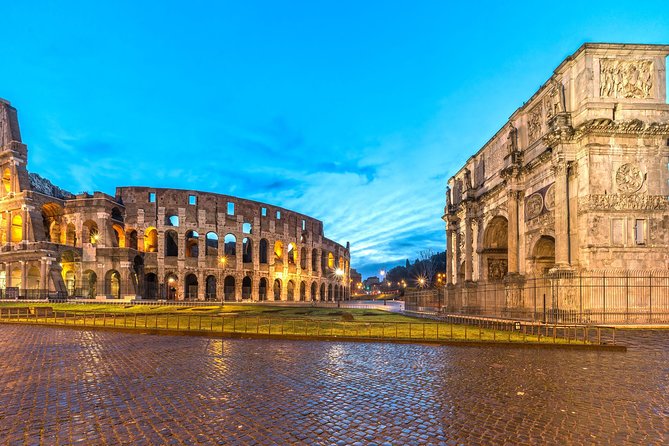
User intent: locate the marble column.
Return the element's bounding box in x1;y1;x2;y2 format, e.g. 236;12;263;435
507;191;519;274
553;160;569;266
464;213;473;281
446;228;453;284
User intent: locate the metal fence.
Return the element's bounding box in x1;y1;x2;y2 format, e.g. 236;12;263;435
405;272;669;324
0;306;616;345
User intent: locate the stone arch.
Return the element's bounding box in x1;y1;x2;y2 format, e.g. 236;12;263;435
65;222;77;246
287;243;296;265
274;240;283;262
532;235;556;276
111;223;125;248
310;282;317;301
327;283;333;301
242;237;252;263
83;270;97;299
259;239;269;264
105;270;121;299
319;283;326;301
224;233;236;256
224;275;235;301
26;266;40;291
205;232;218;256
145;272;158;299
83;220;99;245
312;249;318;271
165;230;178;257
111;207;124;222
185;230;199;258
299;281;306;301
242;276;252;299
205;275;217;300
165;273;178;300
11;267;21;289
273;278;281;301
184;273;198;300
482;216;508;281
126;229;138;250
327;252;335;269
287;280;295;301
41;203;63;242
144;227;158;252
259;277;268;301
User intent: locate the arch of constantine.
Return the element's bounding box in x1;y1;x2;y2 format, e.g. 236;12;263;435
0;98;350;301
443;43;669;322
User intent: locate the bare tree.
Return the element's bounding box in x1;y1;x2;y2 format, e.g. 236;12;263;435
414;249;437;287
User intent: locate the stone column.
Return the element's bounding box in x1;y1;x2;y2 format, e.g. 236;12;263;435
454;229;462;284
507;191;519;274
40;258;48;293
464;213;473;282
445;228;453;284
553;160;569;266
6;211;12;243
20;260;27;293
5;262;11;287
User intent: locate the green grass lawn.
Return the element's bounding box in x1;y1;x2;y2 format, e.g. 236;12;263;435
0;302;581;344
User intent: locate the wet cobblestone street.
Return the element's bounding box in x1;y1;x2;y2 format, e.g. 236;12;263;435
0;325;667;445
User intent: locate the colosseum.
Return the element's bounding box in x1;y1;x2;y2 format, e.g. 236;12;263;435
0;98;351;302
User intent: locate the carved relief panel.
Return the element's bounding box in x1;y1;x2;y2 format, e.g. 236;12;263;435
527;105;543;144
599;59;653;99
488;259;508;281
615;163;645;194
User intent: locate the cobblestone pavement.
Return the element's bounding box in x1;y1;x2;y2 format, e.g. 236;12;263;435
0;326;667;445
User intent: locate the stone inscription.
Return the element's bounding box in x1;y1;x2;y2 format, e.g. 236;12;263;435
615;163;645;194
579;194;668;213
600;59;653;99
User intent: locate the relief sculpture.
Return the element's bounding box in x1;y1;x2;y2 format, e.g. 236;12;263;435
600;59;653;99
615;163;645;194
488;259;508;281
527;105;542;143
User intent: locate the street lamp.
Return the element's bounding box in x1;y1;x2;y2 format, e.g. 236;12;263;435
218;255;227;306
335;267;344;307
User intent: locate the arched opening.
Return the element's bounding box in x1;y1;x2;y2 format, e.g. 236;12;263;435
338;256;344;269
127;230;138;250
112;224;125;248
312;249;318;272
327;284;333;301
166;214;179;227
259;278;268;301
111;207;124;222
165;273;178;300
299;281;306;301
145;273;158;299
132;256;144;296
105;270;121;299
242;276;252;299
321;251;327;273
205;232;218;256
26;266;40;292
64;222;76;246
83;220;99;245
273;278;281;301
2;168;11;193
184;274;198;300
242;237;252;263
274;240;283;262
482;216;509;282
259;239;269;264
41;203;63;242
320;283;326;301
224;233;236;256
310;282;317;301
144;227;158;252
334;285;340;301
63;269;76;296
287;243;296;265
287;280;295;301
10;215;22;242
185;230;199;258
165;230;178;257
327;252;335;269
300;248;307;269
11;267;22;290
532;235;556;276
224;275;235;301
205;275;217;300
83;270;97;299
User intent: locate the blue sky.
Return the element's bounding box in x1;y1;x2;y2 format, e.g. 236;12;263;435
2;1;669;278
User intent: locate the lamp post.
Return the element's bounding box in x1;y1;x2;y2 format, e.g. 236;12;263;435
335;267;344;307
218;255;227;306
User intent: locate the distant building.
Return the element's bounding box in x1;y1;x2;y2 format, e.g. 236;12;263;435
349;268;362;293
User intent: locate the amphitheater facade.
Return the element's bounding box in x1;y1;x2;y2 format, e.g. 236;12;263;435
0;99;351;301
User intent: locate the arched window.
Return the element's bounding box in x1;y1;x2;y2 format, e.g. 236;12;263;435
83;220;99;245
185;230;199;258
66;223;77;246
106;270;121;299
205;275;217;300
310;282;317;301
299;281;306;301
127;230;138;250
287;243;296;265
145;273;158;299
273;279;281;300
224;233;236;256
206;232;218;256
224;275;236;301
300;247;307;269
242;237;252;263
165;230;178;257
287;280;295;301
328;252;335;269
112;224;125;248
242;276;252;299
274;240;283;262
11;215;22;242
184;274;198;300
259;239;269;264
312;249;318;272
259;278;268;301
165;273;178;299
144;227;158;252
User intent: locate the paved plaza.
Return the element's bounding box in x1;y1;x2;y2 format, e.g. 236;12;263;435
0;325;667;445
